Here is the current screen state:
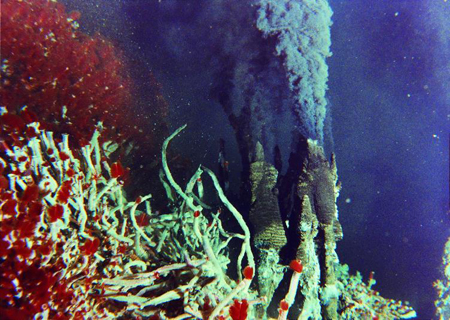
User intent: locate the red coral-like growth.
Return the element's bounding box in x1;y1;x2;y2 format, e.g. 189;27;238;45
0;1;171;318
0;0;138;145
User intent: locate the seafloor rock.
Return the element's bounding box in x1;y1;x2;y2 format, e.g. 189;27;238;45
249;142;287;317
249;138;343;319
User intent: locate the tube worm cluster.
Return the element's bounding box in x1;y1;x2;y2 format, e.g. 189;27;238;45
337;265;417;319
0;116;261;319
434;237;450;319
0;114;145;318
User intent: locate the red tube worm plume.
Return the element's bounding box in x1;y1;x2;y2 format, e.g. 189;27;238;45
279;299;289;312
229;299;249;320
80;238;100;256
0;164;8;190
289;259;303;273
48;204;64;223
243;266;254;280
0;174;8;190
136;212;150;227
111;161;125;179
57;180;72;204
21;184;39;204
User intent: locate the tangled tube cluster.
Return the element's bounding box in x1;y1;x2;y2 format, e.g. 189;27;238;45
0;115;143;318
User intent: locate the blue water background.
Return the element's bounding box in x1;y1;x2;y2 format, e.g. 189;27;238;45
329;1;449;317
